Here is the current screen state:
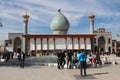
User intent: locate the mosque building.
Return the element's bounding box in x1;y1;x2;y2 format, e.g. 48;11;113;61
3;9;118;54
22;9;95;55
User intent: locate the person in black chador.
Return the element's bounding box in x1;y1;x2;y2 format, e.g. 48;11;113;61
57;50;66;69
20;52;25;68
66;50;73;69
57;51;62;69
61;50;66;69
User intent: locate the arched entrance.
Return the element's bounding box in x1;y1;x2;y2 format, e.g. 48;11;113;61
14;37;22;52
98;36;105;53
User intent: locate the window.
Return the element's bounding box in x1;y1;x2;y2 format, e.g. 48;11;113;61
5;43;8;46
108;38;111;43
112;43;115;47
108;47;111;53
9;39;12;44
94;38;96;43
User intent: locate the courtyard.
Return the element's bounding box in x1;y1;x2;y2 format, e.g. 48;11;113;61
0;62;120;80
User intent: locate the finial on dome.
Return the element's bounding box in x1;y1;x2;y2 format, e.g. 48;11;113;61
89;12;95;19
58;9;61;12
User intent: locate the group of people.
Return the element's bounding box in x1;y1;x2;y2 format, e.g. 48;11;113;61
57;50;78;69
88;52;102;67
56;50;87;76
0;52;14;62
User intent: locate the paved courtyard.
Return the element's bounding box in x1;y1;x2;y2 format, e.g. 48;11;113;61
0;64;120;80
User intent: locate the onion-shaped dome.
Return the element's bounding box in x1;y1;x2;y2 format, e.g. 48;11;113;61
50;9;70;34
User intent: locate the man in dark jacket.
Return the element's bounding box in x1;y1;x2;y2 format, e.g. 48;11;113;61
66;50;73;69
20;52;25;68
57;51;62;69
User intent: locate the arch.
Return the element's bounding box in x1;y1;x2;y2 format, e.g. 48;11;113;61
98;36;105;52
14;37;22;52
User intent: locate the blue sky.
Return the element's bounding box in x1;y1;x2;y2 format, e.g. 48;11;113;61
0;0;120;41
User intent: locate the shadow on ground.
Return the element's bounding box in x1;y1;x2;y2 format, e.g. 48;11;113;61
74;72;108;80
74;74;97;80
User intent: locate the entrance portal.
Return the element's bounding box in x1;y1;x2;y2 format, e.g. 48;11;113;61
14;37;22;52
98;36;105;53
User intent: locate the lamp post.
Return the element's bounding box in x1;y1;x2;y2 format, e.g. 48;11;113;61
116;27;120;41
22;12;29;54
0;18;3;27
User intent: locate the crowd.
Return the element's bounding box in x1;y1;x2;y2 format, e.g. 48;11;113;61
0;50;119;76
0;51;25;68
56;50;115;76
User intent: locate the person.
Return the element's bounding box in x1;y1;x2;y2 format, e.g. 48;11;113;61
66;50;73;69
78;50;87;76
20;52;25;68
96;52;102;67
61;50;66;69
88;51;93;63
103;53;108;64
92;53;97;67
17;52;21;61
57;51;62;69
71;57;78;69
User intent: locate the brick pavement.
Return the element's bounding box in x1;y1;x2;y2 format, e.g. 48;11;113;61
0;64;120;80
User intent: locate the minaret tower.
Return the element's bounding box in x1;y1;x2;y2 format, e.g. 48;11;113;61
89;13;95;34
22;12;30;54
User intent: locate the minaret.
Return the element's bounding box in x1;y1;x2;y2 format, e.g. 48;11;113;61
23;12;29;34
22;12;30;54
89;13;95;34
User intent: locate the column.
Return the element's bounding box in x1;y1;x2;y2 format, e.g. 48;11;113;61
84;38;86;51
22;12;29;54
89;13;95;34
34;38;36;53
72;38;74;51
78;38;80;51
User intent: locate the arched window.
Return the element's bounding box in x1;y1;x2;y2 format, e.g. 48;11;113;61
9;39;12;44
112;42;115;47
94;38;96;43
14;37;22;52
108;38;111;43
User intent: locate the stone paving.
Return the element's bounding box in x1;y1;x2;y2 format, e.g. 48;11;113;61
0;54;120;80
0;64;120;80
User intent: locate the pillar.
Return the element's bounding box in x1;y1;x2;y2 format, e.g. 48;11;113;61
89;13;95;34
22;12;29;54
89;13;95;52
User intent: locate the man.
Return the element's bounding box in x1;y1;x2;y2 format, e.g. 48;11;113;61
57;50;66;69
20;52;25;68
57;51;62;69
78;50;87;76
61;50;66;69
66;50;73;69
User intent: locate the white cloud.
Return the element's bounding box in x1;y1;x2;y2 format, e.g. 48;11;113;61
0;0;120;41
